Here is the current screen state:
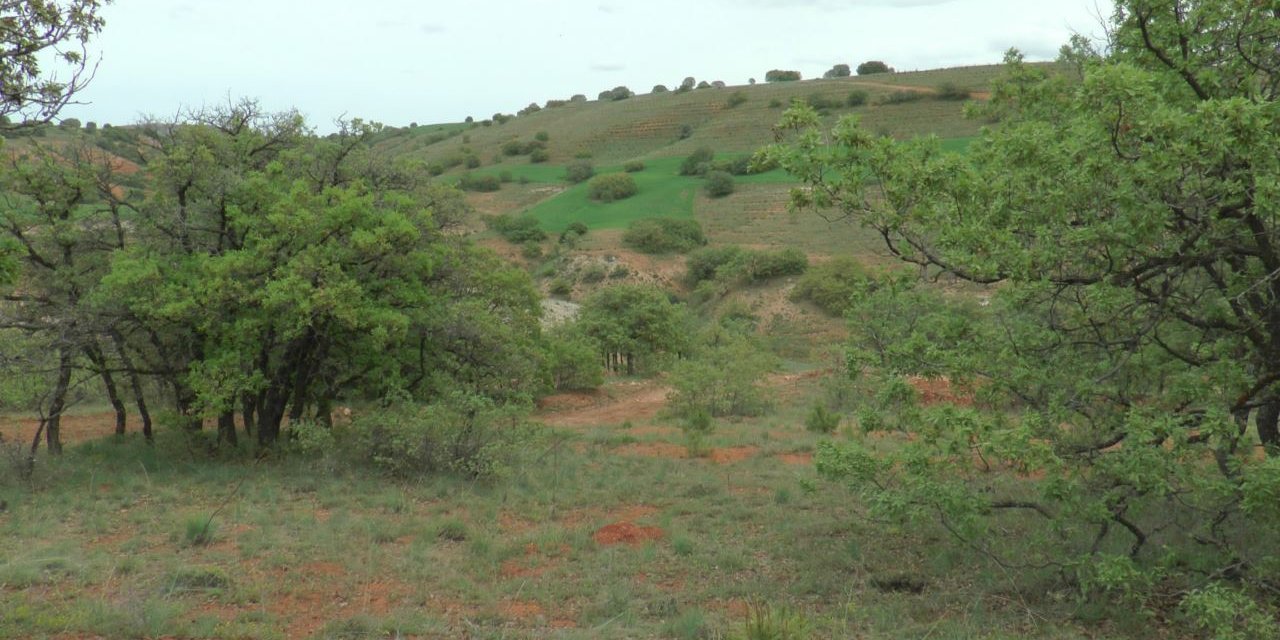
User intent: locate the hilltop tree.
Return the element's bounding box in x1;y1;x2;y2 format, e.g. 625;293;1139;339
0;0;107;130
678;76;696;93
764;69;801;82
766;0;1280;628
855;60;892;75
823;63;851;78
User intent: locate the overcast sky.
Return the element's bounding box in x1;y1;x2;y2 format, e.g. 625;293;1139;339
60;0;1112;130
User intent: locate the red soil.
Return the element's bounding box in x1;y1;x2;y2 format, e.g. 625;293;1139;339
593;521;665;546
778;452;813;465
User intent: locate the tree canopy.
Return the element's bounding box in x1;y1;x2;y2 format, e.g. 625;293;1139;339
0;0;107;128
764;0;1280;629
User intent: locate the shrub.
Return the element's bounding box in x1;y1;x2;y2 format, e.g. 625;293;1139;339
486;214;547;243
426;163;445;176
517;102;541;116
652;84;669;93
459;173;500;192
738;247;807;282
493;113;513;124
58;117;80;129
764;69;802;82
679;147;715;176
704;170;735;198
824;63;852;78
727;91;748;108
544;328;604;391
464;155;481;169
501;140;524;156
668;334;778;419
696;80;711;89
677;76;696;93
354;393;532;480
768;98;784;108
623;218;707;254
711;80;726;88
678;123;694;139
529;148;549;163
565;221;589;237
845;90;869;107
623;160;645;173
464;115;474;123
805;403;841;433
789;256;867;315
686;245;745;284
598;86;633;101
534;131;549;142
937;83;971;101
521;240;543;260
564;160;595;184
807;92;840;111
498;170;513;183
570;94;587;102
545;99;568;108
580;263;608;283
877;90;924;105
548;278;572;297
587;173;638;202
83;121;97;132
856;60;893;75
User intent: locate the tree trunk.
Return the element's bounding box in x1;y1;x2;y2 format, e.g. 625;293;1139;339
1257;399;1280;453
241;394;256;437
44;349;74;455
257;387;289;446
110;330;152;442
173;382;202;432
217;410;238;447
84;344;127;436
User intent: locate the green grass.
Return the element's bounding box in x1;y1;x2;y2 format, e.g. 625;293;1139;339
0;377;1112;639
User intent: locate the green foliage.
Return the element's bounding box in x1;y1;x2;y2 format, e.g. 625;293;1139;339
564;160;595;184
805;403;840;434
486;214;547;243
685;245;745;285
805;93;840;111
764;69;802;82
578;284;689;375
182;516;216;547
622;218;706;254
598;86;634;101
548;278;572;297
459;172;500;191
0;1;105;127
704;170;735;198
623;160;645;173
767;5;1280;630
823;64;851;79
679;147;715;176
856;60;892;75
845;90;868;107
529;148;549;163
355;393;534;480
652;84;669;94
678;123;694;139
586;172;638;203
534;131;549;142
789;257;868;315
733;602;812;640
876;90;924;105
727;91;748;108
668;329;778;419
936;82;971;101
544;328;604;391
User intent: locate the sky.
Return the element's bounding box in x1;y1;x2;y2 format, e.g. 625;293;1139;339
58;0;1113;131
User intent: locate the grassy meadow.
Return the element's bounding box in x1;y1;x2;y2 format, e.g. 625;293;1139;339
0;374;1113;640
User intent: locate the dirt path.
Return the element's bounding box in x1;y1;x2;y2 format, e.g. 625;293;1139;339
537;380;671;428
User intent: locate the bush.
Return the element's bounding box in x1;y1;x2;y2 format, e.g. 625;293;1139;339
521;240;543;260
696;80;711;89
727;91;748;108
738;247;807;282
498;170;513;183
668;333;778;419
685;245;745;285
678;123;694;139
548;278;572;297
534;131;549;142
570;94;587;102
544;329;604;391
501;140;524;156
598;86;634;101
856;60;893;75
623;218;706;254
623;160;645;173
807;93;840;111
529;148;549;163
846;90;869;107
459;173;500;192
936;83;971;101
768;98;783;108
805;403;841;433
486;214;547;243
517;102;541;116
652;84;669;94
764;69;802;82
580;263;608;283
354;394;533;479
824;63;852;78
564;160;595;184
587;173;638;202
877;90;924;105
58;117;81;129
789;256;868;315
545;99;568;108
679;147;715;176
464;155;481;169
704;170;735;198
677;76;696;93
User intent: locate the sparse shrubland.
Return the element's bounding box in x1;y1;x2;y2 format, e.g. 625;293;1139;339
622;218;706;254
